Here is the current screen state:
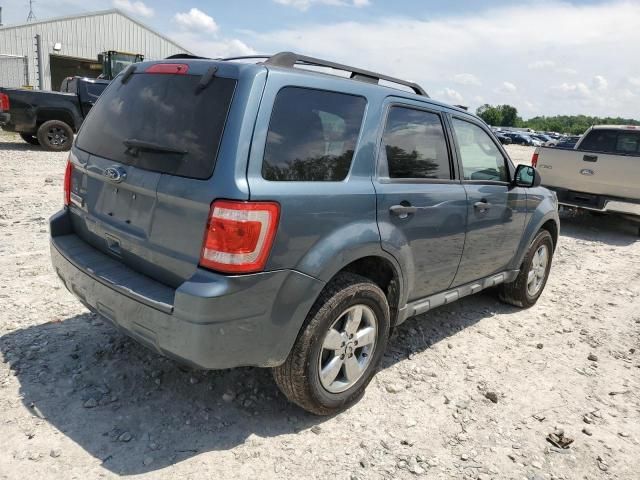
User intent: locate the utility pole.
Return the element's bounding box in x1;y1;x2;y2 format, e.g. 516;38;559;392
27;0;36;22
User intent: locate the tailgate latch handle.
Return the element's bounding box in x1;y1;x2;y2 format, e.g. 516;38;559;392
583;154;598;162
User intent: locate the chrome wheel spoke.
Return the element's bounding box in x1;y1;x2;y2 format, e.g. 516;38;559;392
343;355;362;382
320;355;343;386
344;306;363;336
323;328;343;350
355;326;376;347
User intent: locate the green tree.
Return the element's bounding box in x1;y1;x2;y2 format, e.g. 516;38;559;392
476;104;502;126
499;105;519;127
476;104;521;127
475;105;639;134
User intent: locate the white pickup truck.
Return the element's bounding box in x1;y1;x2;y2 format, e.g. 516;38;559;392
532;125;640;222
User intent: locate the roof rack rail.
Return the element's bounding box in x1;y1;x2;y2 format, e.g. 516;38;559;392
221;51;428;97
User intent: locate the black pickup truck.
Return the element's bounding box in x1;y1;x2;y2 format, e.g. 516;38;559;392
0;77;109;151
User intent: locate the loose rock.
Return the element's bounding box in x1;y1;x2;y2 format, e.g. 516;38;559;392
484;391;499;403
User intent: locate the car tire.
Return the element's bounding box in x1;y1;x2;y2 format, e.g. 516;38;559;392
19;133;40;145
498;230;554;308
37;120;74;151
272;272;390;415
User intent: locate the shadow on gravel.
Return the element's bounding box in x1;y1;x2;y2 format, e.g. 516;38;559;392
0;141;43;152
0;289;512;475
559;208;639;246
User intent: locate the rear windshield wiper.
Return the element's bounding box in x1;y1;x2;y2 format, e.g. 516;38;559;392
123;138;187;155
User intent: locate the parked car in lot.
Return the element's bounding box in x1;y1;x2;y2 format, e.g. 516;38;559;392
494;131;513;145
533;125;640;223
532;133;553;144
0;77;109;151
547;135;581;148
502;131;535;146
50;52;560;415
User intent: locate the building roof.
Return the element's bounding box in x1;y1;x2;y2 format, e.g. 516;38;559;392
0;9;191;54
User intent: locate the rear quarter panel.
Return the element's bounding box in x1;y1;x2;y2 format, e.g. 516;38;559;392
246;68;392;283
2;88;83;132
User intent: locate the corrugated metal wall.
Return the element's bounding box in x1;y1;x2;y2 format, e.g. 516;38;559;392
0;54;28;88
0;10;188;90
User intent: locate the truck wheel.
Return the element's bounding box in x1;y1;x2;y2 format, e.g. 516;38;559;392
498;230;554;308
272;273;390;415
37;120;74;151
19;133;40;145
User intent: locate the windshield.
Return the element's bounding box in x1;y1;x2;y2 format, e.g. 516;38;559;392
76;72;236;179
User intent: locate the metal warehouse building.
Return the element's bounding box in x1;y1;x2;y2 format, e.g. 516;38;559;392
0;9;190;91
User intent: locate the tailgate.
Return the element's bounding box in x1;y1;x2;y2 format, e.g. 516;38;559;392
537;147;640;200
68;63;239;287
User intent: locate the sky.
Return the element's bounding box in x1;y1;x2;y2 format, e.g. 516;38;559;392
1;0;639;119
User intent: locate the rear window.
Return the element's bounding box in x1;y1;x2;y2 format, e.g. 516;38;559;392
580;130;618;153
76;72;236;179
262;87;366;181
616;132;640;154
580;129;640;155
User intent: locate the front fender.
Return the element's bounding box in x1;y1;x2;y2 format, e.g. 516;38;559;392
509;188;560;270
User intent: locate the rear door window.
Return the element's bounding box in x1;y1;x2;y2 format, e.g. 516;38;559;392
76;72;236;179
381;106;451;179
262;87;366;181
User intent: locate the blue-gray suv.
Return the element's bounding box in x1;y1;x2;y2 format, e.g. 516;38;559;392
50;52;559;415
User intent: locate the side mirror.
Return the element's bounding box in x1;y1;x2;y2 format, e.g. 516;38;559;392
514;164;542;188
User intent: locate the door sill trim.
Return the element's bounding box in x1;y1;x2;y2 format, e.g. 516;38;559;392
397;269;520;324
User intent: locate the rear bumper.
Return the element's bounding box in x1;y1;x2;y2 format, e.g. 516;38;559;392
547;187;640;217
0;112;10;125
49;210;325;369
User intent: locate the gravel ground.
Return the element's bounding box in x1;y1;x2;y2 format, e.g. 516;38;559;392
0;132;639;479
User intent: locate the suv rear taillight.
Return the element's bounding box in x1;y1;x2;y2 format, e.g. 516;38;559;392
0;93;9;111
63;159;73;206
531;152;539;167
200;200;280;274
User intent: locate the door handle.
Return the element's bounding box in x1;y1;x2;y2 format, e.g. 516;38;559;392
474;200;492;212
390;204;418;217
583;154;598;162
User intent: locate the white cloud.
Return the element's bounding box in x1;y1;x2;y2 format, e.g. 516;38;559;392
452;73;481;86
438;88;464;104
593;75;608;90
174;8;218;33
113;0;153;18
246;1;640;118
274;0;370;11
501;81;517;93
627;77;640;88
171;32;256;58
549;82;591;99
528;60;555;70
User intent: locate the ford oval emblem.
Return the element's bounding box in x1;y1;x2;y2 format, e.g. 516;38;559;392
104;166;127;183
580;169;594;176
